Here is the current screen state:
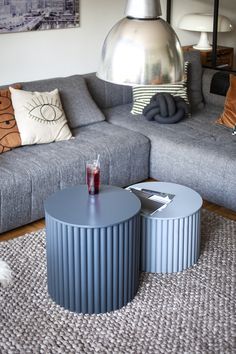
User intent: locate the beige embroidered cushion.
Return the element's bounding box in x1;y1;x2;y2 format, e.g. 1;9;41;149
10;87;72;145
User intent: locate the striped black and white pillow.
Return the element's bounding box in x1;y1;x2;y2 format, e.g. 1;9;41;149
131;62;190;115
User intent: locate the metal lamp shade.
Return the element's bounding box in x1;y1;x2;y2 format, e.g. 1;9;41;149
97;17;184;86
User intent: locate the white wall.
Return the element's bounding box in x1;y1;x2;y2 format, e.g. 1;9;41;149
0;0;126;85
0;0;235;85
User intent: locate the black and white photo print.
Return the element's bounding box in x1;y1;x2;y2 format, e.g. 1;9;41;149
0;0;80;33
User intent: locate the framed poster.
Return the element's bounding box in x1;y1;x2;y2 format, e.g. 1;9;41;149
0;0;80;34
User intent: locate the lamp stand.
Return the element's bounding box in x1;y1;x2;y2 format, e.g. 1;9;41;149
193;32;212;51
125;0;162;18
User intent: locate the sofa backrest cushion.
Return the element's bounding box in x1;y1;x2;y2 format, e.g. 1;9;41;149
183;51;204;110
202;68;227;108
1;75;105;129
210;71;230;96
84;73;133;109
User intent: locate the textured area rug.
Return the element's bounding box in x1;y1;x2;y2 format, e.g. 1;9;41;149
0;210;235;354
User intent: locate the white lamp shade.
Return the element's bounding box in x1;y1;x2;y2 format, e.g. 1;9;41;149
179;13;233;33
178;13;233;51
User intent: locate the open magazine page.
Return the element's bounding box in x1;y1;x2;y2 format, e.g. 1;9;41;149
128;187;175;215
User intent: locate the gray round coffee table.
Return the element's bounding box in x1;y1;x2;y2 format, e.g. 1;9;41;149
44;185;141;314
129;182;203;273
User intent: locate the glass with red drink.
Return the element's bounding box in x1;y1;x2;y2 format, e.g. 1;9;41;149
86;160;100;195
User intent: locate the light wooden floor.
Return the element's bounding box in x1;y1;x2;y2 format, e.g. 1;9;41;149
0;219;45;242
1;199;236;242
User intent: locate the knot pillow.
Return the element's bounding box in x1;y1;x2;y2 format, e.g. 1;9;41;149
143;93;189;124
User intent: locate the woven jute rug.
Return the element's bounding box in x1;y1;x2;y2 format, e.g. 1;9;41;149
0;210;235;354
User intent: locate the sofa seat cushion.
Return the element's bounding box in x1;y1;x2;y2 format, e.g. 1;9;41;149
0;122;149;233
104;104;236;211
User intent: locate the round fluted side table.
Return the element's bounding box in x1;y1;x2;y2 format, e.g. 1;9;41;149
129;182;203;273
44;185;141;314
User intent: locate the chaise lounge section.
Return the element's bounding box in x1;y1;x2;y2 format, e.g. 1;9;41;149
86;52;236;212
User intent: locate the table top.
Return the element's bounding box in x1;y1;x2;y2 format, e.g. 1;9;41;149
44;185;141;228
129;182;203;219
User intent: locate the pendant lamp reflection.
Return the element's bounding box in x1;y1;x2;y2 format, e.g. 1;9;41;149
97;0;184;86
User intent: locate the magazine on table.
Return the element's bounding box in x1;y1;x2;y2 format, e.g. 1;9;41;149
128;187;175;215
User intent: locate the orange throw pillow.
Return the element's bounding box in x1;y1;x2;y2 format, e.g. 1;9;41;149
217;74;236;129
0;85;22;154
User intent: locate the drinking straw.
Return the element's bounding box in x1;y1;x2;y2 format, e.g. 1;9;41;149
96;154;100;167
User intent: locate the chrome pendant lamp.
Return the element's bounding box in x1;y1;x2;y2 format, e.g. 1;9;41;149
97;0;184;86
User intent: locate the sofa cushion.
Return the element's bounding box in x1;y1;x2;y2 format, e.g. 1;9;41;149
16;75;105;129
210;71;230;96
103;103;236;211
84;73;133;109
0;122;149;233
216;74;236;129
143;93;189;123
10;87;72;145
0;85;21;154
183;51;204;110
202;68;226;108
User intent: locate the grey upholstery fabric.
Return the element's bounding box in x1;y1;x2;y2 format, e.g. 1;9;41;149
84;73;132;109
1;75;105;128
104;103;236;211
202;68;226;107
183;51;204;111
0;122;149;233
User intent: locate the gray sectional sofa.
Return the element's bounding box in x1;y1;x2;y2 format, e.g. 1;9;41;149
0;51;235;234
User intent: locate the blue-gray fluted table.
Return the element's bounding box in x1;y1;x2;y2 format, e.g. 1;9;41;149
129;182;203;273
44;185;141;314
